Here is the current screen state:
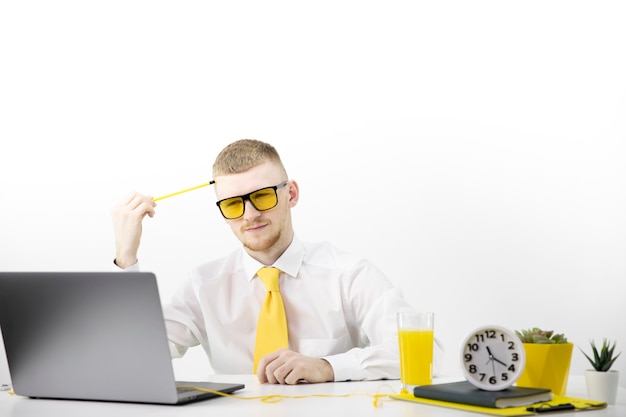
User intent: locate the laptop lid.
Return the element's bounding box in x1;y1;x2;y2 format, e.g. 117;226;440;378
0;271;244;405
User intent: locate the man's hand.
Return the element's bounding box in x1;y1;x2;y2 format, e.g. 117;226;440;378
256;349;334;385
111;192;156;268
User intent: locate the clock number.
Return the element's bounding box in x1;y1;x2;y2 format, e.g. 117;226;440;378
479;373;486;381
511;353;519;362
486;330;496;339
508;364;516;372
501;373;508;381
489;376;497;384
464;353;472;362
469;364;477;373
467;343;479;351
508;341;515;350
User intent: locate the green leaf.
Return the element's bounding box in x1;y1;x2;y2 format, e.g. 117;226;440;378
580;339;621;372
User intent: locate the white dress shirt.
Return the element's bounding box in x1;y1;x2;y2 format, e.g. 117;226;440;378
123;236;426;381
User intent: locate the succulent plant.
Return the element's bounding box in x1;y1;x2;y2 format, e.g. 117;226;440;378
515;327;568;344
580;339;621;372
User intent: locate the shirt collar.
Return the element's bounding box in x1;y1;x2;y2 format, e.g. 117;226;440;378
242;235;304;281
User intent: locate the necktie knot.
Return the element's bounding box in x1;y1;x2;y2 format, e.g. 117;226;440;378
257;267;280;292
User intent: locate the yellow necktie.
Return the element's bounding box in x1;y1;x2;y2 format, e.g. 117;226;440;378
253;267;288;373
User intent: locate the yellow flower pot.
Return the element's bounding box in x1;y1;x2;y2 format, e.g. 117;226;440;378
516;343;573;395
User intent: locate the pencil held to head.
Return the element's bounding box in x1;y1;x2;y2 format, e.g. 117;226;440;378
153;180;216;202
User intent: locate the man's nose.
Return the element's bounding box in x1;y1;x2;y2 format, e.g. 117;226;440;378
243;199;260;219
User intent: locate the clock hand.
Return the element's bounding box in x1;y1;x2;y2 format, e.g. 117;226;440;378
493;357;507;367
485;346;493;365
486;346;507;367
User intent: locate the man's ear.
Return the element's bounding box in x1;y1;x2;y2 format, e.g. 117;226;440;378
287;180;299;207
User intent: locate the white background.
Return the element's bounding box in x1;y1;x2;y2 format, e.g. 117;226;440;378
1;1;625;387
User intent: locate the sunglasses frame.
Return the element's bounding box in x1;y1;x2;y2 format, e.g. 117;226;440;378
215;181;289;219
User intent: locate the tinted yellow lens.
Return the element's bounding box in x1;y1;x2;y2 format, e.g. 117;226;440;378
219;197;245;219
250;188;278;211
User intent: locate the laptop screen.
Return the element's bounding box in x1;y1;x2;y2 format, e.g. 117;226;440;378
0;271;243;404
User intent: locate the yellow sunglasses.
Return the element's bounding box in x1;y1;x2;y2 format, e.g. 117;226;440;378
216;181;288;219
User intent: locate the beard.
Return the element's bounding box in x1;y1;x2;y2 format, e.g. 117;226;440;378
241;225;282;252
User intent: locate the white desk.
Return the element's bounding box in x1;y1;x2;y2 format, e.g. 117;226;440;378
1;375;624;417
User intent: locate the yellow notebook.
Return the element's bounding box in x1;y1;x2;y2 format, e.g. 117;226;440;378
391;392;607;416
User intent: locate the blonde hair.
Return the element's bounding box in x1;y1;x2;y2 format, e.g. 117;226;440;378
212;139;287;178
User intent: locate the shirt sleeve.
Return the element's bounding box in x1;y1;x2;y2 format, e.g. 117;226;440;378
112;259;140;272
320;261;445;382
161;277;205;358
322;286;407;381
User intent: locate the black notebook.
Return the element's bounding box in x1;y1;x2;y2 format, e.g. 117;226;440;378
413;381;553;409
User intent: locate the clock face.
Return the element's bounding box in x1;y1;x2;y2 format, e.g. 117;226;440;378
460;325;526;391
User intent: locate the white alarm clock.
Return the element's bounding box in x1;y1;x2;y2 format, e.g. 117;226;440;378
460;325;526;391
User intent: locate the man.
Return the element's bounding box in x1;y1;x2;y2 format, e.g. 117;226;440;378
112;139;425;384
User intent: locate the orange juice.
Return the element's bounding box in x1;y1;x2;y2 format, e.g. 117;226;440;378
398;329;434;386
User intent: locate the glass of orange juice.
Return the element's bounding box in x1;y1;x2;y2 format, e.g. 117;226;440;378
397;311;434;393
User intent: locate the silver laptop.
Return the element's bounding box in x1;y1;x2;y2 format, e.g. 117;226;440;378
0;271;244;405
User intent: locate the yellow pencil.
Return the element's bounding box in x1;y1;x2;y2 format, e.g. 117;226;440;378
153;180;216;202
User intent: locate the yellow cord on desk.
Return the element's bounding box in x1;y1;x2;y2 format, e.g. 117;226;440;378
4;384;395;407
178;384;397;408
